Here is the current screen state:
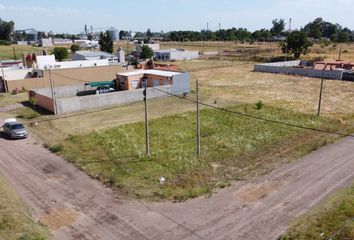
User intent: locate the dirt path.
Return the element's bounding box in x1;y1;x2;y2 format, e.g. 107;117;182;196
0;129;353;239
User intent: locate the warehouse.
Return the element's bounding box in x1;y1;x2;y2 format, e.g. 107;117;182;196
72;51;118;62
154;49;199;62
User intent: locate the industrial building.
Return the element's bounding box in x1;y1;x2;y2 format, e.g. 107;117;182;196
154;49;199;62
107;27;119;41
72;51;118;61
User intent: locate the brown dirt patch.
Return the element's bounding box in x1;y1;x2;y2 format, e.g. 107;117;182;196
236;181;283;203
39;208;80;230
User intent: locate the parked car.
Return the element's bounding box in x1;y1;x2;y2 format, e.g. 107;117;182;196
2;119;28;139
96;86;115;94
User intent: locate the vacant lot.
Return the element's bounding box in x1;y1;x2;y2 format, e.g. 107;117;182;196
0;93;28;108
0;174;50;239
176;60;354;119
281;183;354;240
49;104;347;201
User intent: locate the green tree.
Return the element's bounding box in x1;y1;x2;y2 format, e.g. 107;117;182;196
146;28;153;38
270;19;285;36
337;31;349;43
99;31;113;53
70;44;81;53
140;45;154;59
52;47;68;61
304;18;323;39
282;31;312;59
0;18;15;41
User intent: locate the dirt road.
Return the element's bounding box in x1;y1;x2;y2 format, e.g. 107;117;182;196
0;130;353;239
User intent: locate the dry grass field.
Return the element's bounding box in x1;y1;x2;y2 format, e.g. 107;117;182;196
175;59;354;120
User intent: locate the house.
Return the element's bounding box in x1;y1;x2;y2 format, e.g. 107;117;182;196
30;69;190;115
72;51;118;62
116;69;190;95
154;49;199;62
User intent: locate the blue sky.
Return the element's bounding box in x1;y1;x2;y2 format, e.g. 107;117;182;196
0;0;353;33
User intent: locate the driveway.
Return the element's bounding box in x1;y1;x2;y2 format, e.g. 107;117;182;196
0;128;353;239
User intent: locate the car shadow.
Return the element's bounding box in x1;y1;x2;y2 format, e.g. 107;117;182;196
0;131;11;140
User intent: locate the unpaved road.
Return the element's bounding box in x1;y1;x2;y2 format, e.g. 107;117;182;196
0;131;353;240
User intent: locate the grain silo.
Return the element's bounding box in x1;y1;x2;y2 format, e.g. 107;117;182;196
108;27;119;41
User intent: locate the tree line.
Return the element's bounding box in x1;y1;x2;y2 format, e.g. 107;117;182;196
142;18;354;43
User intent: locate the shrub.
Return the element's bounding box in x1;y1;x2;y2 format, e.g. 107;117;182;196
70;44;81;53
52;47;68;61
256;100;264;110
48;144;63;153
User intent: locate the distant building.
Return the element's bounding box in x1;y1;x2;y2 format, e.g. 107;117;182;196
53;38;73;45
154;49;199;62
41;38;53;47
25;29;39;43
74;39;99;48
107;27;119;41
72;51;118;62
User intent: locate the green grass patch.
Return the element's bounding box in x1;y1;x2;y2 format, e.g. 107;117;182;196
280;184;354;240
0;175;50;239
0;93;28;108
56;104;345;201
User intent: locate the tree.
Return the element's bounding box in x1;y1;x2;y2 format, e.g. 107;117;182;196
0;18;15;41
99;31;113;53
304;18;323;39
70;44;81;53
140;45;154;59
52;47;68;61
146;28;152;38
282;31;312;59
337;31;349;43
270;19;285;36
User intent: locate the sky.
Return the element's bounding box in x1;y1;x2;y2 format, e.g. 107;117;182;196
0;0;354;34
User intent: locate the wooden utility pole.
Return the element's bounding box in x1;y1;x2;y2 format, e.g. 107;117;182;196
338;44;342;61
196;80;201;157
144;79;150;157
48;67;57;115
317;65;327;117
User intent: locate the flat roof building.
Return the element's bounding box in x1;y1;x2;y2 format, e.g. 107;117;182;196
72;51;117;62
154;49;199;62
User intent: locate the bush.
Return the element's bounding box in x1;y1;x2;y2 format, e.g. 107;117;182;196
48;144;63;153
70;44;81;53
52;47;68;61
140;45;154;59
255;100;264;110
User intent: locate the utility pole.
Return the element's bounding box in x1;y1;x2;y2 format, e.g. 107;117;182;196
196;80;201;158
338;44;342;61
48;67;57;115
218;23;221;61
13;47;17;60
317;64;327;117
0;60;6;92
143;79;150;157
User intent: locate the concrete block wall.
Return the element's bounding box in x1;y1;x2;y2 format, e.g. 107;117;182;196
55;85;171;114
254;61;343;80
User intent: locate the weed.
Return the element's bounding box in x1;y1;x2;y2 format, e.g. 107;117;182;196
255;100;264;110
